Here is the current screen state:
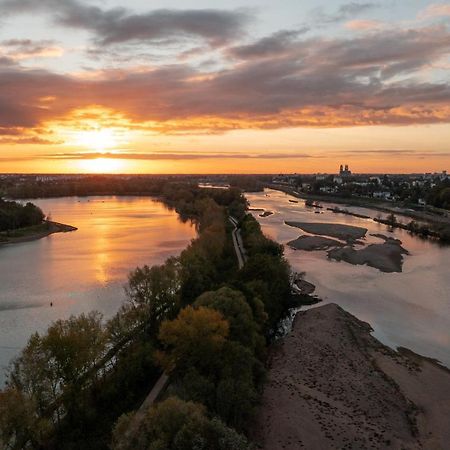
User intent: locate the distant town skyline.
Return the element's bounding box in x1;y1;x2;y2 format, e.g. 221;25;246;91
0;0;449;173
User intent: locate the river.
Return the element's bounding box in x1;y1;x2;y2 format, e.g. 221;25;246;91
247;189;450;367
0;196;196;384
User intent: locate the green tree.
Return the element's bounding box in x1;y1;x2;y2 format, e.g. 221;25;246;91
0;388;52;450
386;213;397;226
8;312;106;416
126;258;181;334
111;396;250;450
240;253;291;331
2;312;106;448
215;341;264;428
439;187;450;209
195;287;263;352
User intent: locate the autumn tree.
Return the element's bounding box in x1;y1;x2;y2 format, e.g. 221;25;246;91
158;306;229;375
195;287;264;353
111;396;250;450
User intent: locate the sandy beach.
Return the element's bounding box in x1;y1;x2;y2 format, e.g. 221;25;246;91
252;304;450;450
0;221;77;247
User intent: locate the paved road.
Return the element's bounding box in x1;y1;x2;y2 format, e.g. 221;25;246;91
229;216;246;269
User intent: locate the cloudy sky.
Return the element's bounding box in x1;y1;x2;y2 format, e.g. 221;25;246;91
0;0;449;173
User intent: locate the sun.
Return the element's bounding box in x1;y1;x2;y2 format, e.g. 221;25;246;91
79;157;124;173
73;128;118;151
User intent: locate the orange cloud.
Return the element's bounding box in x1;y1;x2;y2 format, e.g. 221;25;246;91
0;39;64;61
420;3;450;19
345;20;383;30
0;24;450;144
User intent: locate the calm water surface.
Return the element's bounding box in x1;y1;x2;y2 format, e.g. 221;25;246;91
0;196;196;383
247;189;450;367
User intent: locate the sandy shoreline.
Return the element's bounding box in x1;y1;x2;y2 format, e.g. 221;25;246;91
284;220;408;272
0;221;77;247
271;184;450;227
285;221;367;242
252;304;450;450
288;235;344;251
327;237;409;272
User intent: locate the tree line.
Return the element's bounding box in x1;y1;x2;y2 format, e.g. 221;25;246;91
425;181;450;210
0;184;295;449
0;199;44;232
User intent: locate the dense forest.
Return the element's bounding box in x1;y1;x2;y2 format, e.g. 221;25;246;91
0;199;45;232
0;183;296;450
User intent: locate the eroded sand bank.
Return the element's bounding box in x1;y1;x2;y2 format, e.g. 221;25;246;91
285;222;367;242
288;235;344;251
327;238;409;273
252;304;450;450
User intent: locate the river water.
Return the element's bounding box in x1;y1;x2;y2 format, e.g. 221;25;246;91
247;189;450;367
0;196;196;384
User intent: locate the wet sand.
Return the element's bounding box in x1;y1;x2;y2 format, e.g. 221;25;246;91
328;238;409;272
0;221;77;247
252;304;450;450
288;235;343;251
285;222;367;242
291;273;316;295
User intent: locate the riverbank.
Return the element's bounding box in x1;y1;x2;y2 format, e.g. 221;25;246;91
270;184;450;226
285;221;367;242
252;303;450;450
0;220;77;246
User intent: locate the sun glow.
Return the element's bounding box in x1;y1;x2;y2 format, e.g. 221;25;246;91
72;128;119;151
79;157;125;173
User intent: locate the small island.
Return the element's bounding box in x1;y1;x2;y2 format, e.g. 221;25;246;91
0;198;76;246
328;236;409;273
285;222;409;272
285;221;368;242
288;235;344;251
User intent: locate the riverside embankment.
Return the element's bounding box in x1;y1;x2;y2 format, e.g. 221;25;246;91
252;303;450;450
0;220;77;246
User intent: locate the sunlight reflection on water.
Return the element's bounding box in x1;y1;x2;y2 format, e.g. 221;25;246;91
0;196;196;384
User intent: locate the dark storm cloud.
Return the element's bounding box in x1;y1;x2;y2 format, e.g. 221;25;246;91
0;0;250;46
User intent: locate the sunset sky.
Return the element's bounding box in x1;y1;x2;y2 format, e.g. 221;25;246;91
0;0;449;174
